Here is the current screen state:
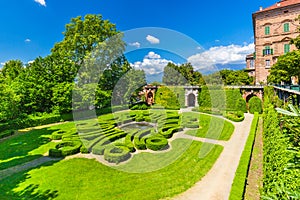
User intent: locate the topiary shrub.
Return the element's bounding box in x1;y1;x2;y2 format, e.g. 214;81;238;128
224;111;245;122
235;98;247;113
49;148;62;157
146;137;168;151
49;140;82;157
51;130;65;140
104;145;131;164
248;96;263;114
80;145;89;154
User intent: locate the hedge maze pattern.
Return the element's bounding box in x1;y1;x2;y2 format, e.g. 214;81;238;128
49;110;200;164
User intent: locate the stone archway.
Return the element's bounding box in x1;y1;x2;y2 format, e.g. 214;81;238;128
184;86;199;107
245;93;257;102
188;93;196;107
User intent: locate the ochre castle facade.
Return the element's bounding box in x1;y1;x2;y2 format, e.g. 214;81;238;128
246;0;300;84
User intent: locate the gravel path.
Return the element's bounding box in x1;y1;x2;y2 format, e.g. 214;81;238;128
173;113;254;200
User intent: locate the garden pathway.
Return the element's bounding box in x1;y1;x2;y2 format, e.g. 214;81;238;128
173;113;254;200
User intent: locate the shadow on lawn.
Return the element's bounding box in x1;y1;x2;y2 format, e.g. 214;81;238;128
0;127;60;170
0;160;60;200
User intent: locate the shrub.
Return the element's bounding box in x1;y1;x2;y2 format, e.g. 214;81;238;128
49;140;82;157
124;134;135;152
146;137;168;151
49;148;62;157
130;102;150;110
80;145;89;154
104;145;131;164
229;112;259;199
235;98;247;113
224;111;245;122
248;97;262;114
0;129;15;139
51;130;65;140
92;144;107;155
154;86;180;110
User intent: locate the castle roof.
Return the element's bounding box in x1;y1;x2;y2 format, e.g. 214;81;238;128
256;0;300;13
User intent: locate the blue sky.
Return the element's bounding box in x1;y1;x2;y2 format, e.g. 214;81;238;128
0;0;278;74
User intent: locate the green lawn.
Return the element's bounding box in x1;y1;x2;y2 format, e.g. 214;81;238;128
0;123;75;170
0;139;223;200
183;112;235;140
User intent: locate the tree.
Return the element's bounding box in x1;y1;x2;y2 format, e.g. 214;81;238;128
248;96;262;114
51;14;119;65
268;51;300;84
0;60;24;83
162;62;204;86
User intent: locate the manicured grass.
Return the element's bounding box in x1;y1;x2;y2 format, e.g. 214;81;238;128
184;112;235;140
0;139;223;200
0;122;75;170
229;113;259;200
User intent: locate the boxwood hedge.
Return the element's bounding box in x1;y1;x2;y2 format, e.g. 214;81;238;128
146;137;168;151
104;145;131;164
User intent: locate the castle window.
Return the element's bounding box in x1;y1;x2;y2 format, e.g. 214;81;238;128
265;26;270;35
250;60;255;69
263;46;273;56
284;44;290;54
284;23;290;32
265;60;271;68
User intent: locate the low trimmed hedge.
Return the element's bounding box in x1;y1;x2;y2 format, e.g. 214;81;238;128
0;129;15;139
229;112;259;199
224;111;245;122
104;145;131;164
146;137;168;151
49;140;82;157
51;130;65;140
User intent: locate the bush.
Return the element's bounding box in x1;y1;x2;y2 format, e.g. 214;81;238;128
154;86;180;110
49;148;62;157
49;140;82;157
92;144;107;155
124;134;135;152
248;97;262;114
0;129;15;139
146;137;168;151
104;145;131;164
130;102;150;110
80;145;89;154
235;98;247;113
51;130;65;140
224;111;245;122
229;113;259;199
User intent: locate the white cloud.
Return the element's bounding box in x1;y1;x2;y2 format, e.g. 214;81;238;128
28;60;35;64
25;38;31;43
187;43;255;70
34;0;46;6
146;35;160;44
131;52;172;75
1;62;6;66
128;42;141;48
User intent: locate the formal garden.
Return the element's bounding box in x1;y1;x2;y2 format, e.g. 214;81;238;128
1;12;299;200
0;106;236;199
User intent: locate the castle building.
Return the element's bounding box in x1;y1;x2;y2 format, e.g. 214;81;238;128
246;0;300;84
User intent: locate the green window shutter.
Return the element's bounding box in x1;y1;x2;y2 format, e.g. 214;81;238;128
271;49;274;55
265;26;270;35
284;44;290;54
284;23;290;32
263;49;266;56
